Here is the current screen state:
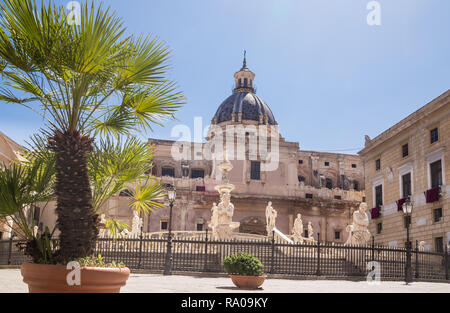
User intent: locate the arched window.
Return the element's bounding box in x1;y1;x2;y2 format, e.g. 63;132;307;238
244;78;248;87
119;189;132;197
238;78;242;87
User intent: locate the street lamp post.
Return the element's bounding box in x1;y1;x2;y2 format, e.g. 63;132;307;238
402;197;413;284
164;185;176;276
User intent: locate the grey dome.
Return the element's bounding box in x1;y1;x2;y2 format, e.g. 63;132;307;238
213;92;277;125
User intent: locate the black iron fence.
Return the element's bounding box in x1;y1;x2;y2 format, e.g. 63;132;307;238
1;233;449;282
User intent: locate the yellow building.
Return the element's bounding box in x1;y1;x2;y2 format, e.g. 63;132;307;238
359;90;450;252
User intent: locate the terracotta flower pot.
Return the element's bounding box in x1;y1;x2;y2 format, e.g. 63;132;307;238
230;274;267;289
21;262;130;293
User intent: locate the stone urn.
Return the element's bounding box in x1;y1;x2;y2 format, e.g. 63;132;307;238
21;263;130;293
230;275;267;289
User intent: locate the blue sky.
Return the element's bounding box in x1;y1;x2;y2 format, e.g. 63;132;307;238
1;0;449;153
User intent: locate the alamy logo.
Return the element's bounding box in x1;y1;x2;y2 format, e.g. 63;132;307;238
366;261;381;285
66;261;81;286
366;1;382;26
66;1;81;26
170;117;280;171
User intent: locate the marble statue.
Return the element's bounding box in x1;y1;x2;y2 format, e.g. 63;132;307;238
3;216;13;239
33;225;39;237
265;201;277;235
99;214;107;237
208;202;219;234
307;221;314;240
418;241;426;252
214;191;239;239
130;210;142;236
292;214;304;243
345;203;371;245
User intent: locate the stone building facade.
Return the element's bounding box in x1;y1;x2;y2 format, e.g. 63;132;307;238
0;131;23;239
134;57;365;243
359;90;450;252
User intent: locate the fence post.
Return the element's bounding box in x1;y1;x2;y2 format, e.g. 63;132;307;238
270;230;275;274
204;229;209;272
316;233;321;276
415;240;419;279
445;244;449;281
138;231;143;269
371;236;375;261
7;234;13;265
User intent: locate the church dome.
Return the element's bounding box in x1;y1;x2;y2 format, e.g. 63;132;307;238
213;92;277;125
212;52;277;126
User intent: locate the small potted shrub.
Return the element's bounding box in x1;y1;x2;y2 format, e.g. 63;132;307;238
223;253;266;289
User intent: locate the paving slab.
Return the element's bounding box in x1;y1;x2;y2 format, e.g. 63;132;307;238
1;269;449;293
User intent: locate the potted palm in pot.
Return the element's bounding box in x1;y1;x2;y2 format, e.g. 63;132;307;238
223;253;267;289
0;0;184;293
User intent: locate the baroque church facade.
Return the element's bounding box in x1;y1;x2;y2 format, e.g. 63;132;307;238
107;57;366;243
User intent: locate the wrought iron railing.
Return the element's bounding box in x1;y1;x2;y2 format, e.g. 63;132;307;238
1;234;448;282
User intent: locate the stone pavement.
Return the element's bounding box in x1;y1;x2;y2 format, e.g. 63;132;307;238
1;269;449;293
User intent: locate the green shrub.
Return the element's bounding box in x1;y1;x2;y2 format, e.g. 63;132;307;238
223;253;263;276
73;254;126;268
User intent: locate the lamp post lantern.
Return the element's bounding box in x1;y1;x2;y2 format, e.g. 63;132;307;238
164;185;176;275
402;197;413;284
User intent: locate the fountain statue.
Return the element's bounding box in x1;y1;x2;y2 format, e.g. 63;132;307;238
130;210;142;236
209;152;239;239
208;202;219;235
345;202;371;245
265;201;277;236
307;221;314;241
292;214;304;243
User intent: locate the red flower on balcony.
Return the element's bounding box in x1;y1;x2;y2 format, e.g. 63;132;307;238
425;187;440;203
371;206;381;219
397;198;407;212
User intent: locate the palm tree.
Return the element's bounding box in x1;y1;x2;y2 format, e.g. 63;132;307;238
0;0;184;261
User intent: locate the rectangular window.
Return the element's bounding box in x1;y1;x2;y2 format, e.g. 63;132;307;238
435;237;444;253
298;176;305;183
298;160;303;164
244;78;248;87
430;128;439;144
377;223;382;234
325;178;332;189
433;208;443;223
354;181;359;191
402;173;412;198
335;231;341;240
196;223;203;231
430;160;442;188
191;169;205;179
324;162;329;166
402;144;409;158
162;167;175;177
250;161;261;180
304;230;309;238
305;193;313;199
334;195;342;200
160;221;168;230
375;159;381;171
352;164;357;168
375;185;383;207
